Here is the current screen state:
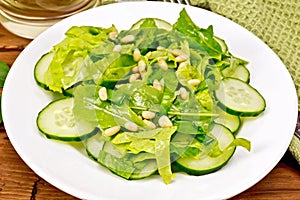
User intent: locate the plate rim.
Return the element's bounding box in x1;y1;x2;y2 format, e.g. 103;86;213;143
2;2;298;199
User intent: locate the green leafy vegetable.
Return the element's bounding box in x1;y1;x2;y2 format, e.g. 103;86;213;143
34;8;266;184
0;62;10;123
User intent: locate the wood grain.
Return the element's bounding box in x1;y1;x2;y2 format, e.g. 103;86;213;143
0;23;299;200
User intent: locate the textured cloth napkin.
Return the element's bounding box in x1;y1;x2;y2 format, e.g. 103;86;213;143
190;0;300;164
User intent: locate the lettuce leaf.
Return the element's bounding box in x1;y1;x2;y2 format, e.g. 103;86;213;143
44;25;117;92
111;126;177;184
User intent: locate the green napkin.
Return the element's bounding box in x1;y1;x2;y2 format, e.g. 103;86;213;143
190;0;300;164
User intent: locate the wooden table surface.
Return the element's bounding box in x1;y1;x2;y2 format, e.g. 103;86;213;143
0;23;299;200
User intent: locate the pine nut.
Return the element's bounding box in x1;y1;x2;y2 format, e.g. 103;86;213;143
157;46;165;50
132;66;139;73
158;115;173;127
113;44;122;52
179;87;188;100
143;119;156;129
171;49;184;56
133;48;141;62
140;70;147;79
153;79;162;91
138;60;146;72
142;111;156;119
145;51;152;58
178;61;188;68
175;54;188;62
158;59;168;71
160;79;165;86
120;34;135;44
104;126;121;136
129;73;140;82
109;31;118;40
188;79;201;87
124;121;139;132
98;87;108;101
115;84;123;89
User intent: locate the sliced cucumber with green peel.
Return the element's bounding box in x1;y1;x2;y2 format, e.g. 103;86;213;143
221;64;250;83
214;107;241;134
130;159;157;180
215;77;266;117
34;52;85;95
86;133;105;160
37;98;98;141
174;124;235;175
99;141;157;180
98;141;135;179
34;52;53;90
130;18;172;31
214;36;228;53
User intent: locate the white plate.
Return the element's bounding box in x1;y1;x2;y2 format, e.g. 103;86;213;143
2;2;298;200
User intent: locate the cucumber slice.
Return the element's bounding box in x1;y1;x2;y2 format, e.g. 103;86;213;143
99;141;157;180
101;141;126;158
86;133;105;160
130;18;172;31
214;36;228;53
174;124;235;175
34;52;53;90
214;107;241;134
37;98;98;141
98;141;135;179
34;52;85;95
221;64;250;83
130;159;157;180
215;78;266;117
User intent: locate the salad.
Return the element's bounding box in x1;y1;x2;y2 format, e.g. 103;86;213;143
34;8;266;184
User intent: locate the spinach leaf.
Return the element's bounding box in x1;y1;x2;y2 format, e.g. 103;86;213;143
0;62;9;87
0;62;10;123
173;8;222;56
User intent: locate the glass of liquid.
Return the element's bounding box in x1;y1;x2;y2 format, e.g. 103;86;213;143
0;0;100;39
